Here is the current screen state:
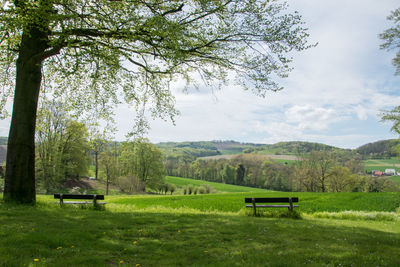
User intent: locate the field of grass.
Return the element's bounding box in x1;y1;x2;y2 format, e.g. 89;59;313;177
362;157;400;172
108;192;400;214
1;193;399;266
165;176;268;193
390;175;400;186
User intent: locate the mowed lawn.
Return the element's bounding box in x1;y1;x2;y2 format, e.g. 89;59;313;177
1;192;400;266
109;191;400;214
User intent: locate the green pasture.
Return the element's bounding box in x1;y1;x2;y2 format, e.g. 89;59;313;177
1;193;400;266
165;176;269;193
362;157;400;172
107;192;400;214
390;176;400;186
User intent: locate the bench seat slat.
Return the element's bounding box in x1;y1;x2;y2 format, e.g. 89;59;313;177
244;197;298;203
54;194;104;200
245;204;299;208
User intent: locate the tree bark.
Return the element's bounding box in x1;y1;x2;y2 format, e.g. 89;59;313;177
3;25;47;203
95;151;98;180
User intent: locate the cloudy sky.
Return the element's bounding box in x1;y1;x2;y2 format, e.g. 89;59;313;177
141;0;400;149
1;0;399;149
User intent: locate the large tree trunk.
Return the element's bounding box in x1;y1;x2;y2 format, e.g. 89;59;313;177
3;25;47;203
95;151;99;180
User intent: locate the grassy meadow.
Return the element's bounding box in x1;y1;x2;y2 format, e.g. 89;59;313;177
1;177;400;266
165;176;269;193
362;157;400;172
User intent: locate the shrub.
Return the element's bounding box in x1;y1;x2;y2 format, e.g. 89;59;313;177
169;184;176;195
187;184;193;195
118;175;145;193
201;184;213;194
198;186;206;194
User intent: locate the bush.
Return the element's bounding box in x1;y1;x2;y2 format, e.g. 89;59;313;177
187;184;193;195
198;186;206;194
201;184;213;194
169;184;176;195
118;175;145;193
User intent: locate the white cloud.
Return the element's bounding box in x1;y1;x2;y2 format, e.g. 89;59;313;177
285;105;339;131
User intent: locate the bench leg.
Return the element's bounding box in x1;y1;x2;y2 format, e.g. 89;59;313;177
288;197;293;212
252;198;256;216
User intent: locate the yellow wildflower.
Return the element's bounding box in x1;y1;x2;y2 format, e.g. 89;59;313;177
133;241;137;245
178;229;181;233
34;259;39;262
136;264;140;267
119;260;124;264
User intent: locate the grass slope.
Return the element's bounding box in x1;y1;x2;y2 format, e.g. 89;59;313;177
107;192;400;214
1;196;399;266
362;157;400;172
165;176;269;193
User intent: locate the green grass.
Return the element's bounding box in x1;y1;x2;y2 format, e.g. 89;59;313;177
219;148;244;155
164;176;400;213
1;195;400;266
363;157;400;172
107;192;400;214
165;176;269;193
390;176;400;186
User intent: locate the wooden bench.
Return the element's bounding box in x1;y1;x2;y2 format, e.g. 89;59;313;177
54;194;106;207
245;197;299;216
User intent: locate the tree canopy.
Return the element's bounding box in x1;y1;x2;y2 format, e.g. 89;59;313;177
380;7;400;75
0;0;313;203
380;7;400;142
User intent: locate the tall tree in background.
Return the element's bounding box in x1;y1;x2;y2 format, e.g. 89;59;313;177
119;139;165;191
0;0;312;203
380;7;400;151
380;7;400;74
36;100;90;192
99;144;119;195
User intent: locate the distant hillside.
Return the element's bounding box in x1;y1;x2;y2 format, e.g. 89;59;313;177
157;141;220;161
258;141;344;155
156;140;349;163
356;139;400;159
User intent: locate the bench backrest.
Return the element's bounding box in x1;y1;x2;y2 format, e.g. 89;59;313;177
244;197;298;203
54;194;104;200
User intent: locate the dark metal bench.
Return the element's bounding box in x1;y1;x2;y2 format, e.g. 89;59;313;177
245;197;299;216
54;193;106;206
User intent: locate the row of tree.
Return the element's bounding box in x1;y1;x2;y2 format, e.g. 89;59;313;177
33;100;166;194
164;152;399;192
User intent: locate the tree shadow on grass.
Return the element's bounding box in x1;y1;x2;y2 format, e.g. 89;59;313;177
0;204;399;266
